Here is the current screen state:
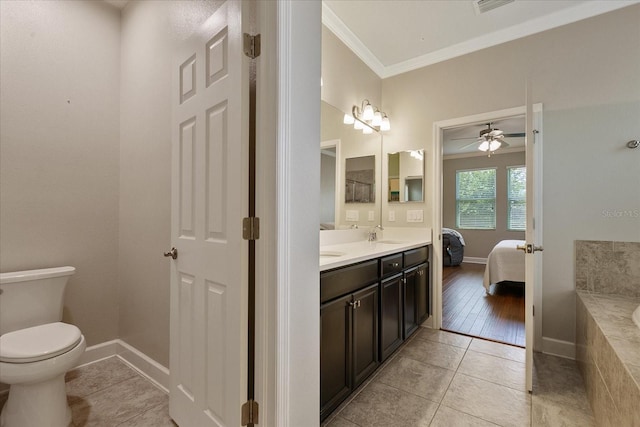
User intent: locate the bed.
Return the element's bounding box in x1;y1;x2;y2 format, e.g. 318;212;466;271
442;228;465;266
483;240;526;293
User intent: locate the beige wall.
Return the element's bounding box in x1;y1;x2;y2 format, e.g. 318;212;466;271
321;27;383;229
321;26;381;115
119;0;223;367
0;1;121;346
443;152;526;258
382;5;640;346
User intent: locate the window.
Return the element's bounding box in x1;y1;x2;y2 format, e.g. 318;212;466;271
456;168;496;229
508;166;526;231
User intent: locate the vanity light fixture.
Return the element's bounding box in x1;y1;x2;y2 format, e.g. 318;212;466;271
345;99;391;134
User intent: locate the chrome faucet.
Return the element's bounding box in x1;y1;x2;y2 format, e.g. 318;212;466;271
368;225;384;242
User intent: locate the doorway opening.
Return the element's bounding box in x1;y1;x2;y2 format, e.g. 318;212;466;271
434;109;528;348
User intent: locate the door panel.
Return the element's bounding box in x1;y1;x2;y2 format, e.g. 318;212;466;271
320;295;352;421
170;2;247;426
403;268;418;339
380;275;403;361
352;284;379;388
415;263;429;324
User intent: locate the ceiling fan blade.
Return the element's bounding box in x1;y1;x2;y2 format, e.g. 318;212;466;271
458;140;480;150
500;140;510;148
448;136;478;141
502;132;525;138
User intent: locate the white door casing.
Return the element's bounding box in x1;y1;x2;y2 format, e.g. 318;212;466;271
169;1;248;426
432;103;543;392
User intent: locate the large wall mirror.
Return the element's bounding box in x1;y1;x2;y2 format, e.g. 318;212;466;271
387;150;424;202
321;101;382;229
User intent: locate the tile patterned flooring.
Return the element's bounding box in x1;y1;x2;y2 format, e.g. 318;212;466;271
324;328;596;427
0;330;595;426
1;356;175;427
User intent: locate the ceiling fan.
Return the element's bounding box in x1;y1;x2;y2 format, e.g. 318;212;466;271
456;123;525;153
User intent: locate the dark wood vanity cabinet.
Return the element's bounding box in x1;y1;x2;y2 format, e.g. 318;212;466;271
320;261;379;420
320;245;430;421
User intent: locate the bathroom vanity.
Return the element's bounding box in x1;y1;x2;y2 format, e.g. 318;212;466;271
319;235;432;420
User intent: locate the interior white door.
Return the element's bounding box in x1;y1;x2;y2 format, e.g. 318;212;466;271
524;94;544;392
169;2;248;426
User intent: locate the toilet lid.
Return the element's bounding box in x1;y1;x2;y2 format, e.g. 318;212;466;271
0;322;82;363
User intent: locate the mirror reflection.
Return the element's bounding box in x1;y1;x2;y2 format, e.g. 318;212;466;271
321;101;382;229
345;156;375;203
388;150;424;202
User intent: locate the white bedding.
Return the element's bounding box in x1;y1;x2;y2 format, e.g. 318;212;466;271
483;240;526;293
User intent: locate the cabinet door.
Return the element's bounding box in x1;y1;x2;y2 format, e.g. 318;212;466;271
415;262;429;324
352;283;379;388
403;267;419;339
380;275;403;361
320;294;352;420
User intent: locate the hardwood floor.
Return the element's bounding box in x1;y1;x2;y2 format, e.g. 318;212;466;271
442;262;525;347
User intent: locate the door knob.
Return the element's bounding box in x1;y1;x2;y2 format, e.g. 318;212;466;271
516;244;543;254
164;247;178;260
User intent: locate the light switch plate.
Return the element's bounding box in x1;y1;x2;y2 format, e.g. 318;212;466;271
346;210;359;222
407;209;424;223
368;210;375;221
388;210;395;222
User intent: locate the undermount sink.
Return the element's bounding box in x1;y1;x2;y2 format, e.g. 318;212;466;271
320;251;346;258
375;240;408;245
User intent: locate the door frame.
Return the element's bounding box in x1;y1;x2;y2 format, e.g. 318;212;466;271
272;1;322;426
431;105;543;352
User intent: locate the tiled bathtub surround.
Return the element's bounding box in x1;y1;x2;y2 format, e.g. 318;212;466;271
575;240;640;297
575;239;640;427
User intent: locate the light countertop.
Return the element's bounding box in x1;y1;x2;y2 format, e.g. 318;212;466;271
320;228;432;271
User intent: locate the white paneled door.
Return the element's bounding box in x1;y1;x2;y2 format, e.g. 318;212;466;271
523;95;544;392
169;2;248;426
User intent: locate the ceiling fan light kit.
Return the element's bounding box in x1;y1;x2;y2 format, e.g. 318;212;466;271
477;123;508;154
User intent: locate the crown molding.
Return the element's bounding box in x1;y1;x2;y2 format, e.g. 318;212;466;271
323;0;639;79
321;2;386;78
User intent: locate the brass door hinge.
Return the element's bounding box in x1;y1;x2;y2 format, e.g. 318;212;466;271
243;217;260;240
244;33;261;59
241;399;259;425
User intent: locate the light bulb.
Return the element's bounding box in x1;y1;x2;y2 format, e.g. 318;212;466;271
478;140;490;152
363;126;373;134
380;116;390;131
354;120;364;130
371;111;382;126
362;103;374;121
343;113;355;125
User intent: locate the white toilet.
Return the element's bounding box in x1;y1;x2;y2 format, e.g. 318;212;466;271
0;266;86;427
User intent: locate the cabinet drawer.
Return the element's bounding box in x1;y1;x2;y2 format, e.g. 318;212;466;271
380;254;403;278
321;259;379;304
404;246;428;268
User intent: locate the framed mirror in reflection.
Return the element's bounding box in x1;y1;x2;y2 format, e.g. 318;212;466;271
388;150;424;202
345;155;375;203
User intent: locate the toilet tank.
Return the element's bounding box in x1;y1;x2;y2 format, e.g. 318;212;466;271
0;266;75;335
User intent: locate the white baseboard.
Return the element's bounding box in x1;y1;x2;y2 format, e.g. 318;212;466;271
541;336;575;359
76;339;169;393
116;340;170;393
462;257;487;264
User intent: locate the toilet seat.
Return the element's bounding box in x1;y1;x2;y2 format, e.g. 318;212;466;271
0;322;82;363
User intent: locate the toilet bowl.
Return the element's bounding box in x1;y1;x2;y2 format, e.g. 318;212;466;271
0;267;84;427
